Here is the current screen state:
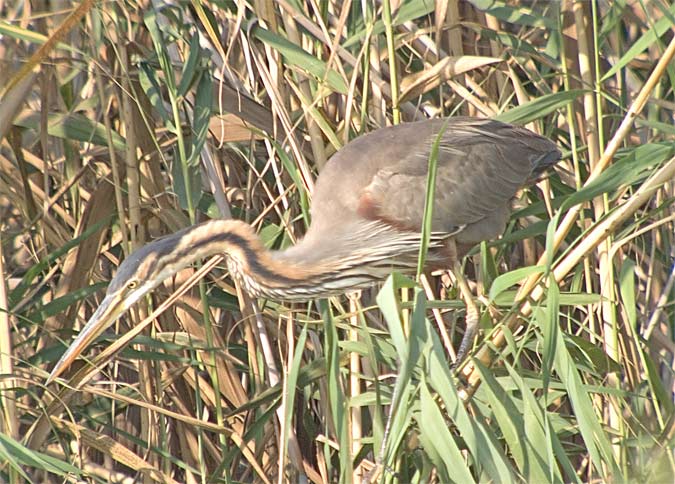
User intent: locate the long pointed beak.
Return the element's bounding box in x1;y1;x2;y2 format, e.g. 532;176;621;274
47;293;125;384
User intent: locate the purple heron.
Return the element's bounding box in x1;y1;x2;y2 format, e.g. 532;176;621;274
47;117;560;383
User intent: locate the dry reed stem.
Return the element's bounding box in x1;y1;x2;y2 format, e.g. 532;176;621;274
0;232;17;440
2;1;673;481
462;33;675;393
27;257;221;449
466;152;675;391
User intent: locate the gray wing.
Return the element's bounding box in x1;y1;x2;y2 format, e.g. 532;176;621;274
357;117;560;244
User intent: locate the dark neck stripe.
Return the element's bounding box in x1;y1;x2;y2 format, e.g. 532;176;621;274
160;230;301;286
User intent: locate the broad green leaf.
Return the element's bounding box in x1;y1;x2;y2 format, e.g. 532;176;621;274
138;61;171;122
496;220;549;246
417;119;450;276
602;3;675;80
0;20;82;54
187;69;213;166
566;335;622;375
380;383;415;477
171;148;201;211
177;33;203;98
417;377;475;483
550;312;621;476
319;300;350;482
283;324;308;463
560;143;674;211
479;359;569;483
378;287;430;476
359;310;386;453
252;25;348;94
145;9;177;92
506;361;572;484
542;275;560;389
488;265;545;302
492;291;602;307
643;352;675;415
425;324;515;482
0;433;81;476
376;273;416;361
291;87;342;151
468;0;557;29
343;0;436;48
474;360;526;471
618;259;637;330
467;25;560;67
14;112;126;151
495;90;587;124
26;284;104;324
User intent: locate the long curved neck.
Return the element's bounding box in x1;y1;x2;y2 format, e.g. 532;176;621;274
159;219;309;296
165;219;445;300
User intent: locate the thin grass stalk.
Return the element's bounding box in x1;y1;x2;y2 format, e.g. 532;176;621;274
359;24;373;133
0;0;95;99
421;274;456;360
278;5;327;168
644;250;675;341
279;312;292;482
574;0;623;465
594;0;626;468
329;0;356;134
366;2;385;126
321;299;352;483
383;0;400;124
558;7;603;393
0;233;18;454
246;31;315;193
76;385;230;436
38;75;49;268
250;297;307;479
349;296;363;483
91;45;127;256
343;35;370;142
118;38;164;476
157;9;230;460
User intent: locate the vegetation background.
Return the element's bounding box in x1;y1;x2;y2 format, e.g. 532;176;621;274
1;0;675;482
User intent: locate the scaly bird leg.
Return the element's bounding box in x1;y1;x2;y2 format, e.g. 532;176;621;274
447;240;480;369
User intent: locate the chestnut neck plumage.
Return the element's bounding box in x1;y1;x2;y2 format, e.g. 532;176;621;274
153;219;447;300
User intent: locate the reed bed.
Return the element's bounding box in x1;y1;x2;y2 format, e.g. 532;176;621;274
1;1;674;482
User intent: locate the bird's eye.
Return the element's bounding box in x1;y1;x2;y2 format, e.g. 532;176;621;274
127;280;138;290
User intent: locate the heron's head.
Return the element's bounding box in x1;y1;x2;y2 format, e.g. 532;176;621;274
47;230;192;384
